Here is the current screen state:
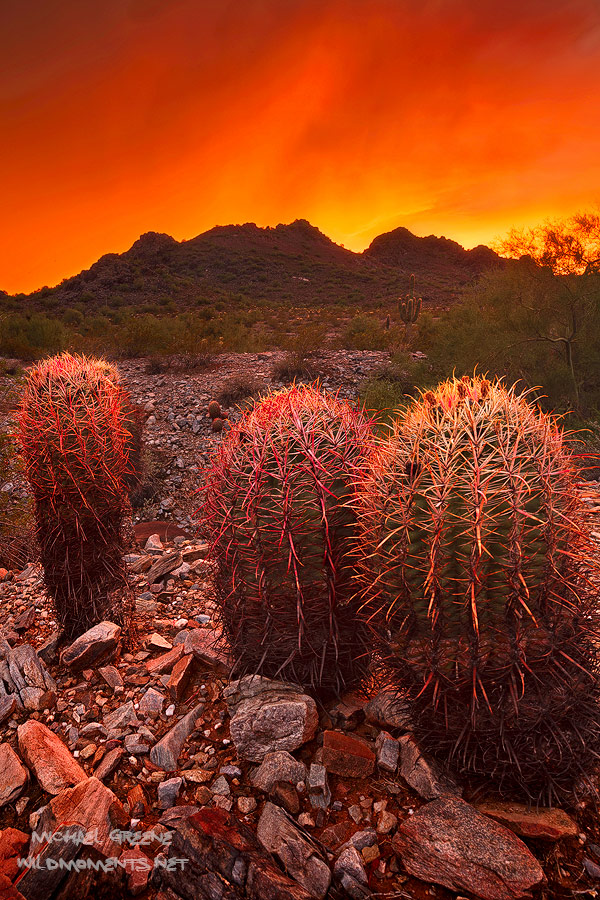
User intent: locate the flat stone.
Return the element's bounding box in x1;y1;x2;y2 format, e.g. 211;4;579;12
375;731;399;773
60;622;121;670
307;763;331;810
475;801;579;841
157;777;182;810
144;534;163;552
0;745;27;807
148;633;172;652
257;802;331;899
146;551;183;585
145;644;184;676
251;751;307;793
0;827;29;881
33;776;128;859
156;806;312;900
124;734;151;755
227;680;318;763
167;653;195;701
98;665;124;690
322;731;375;778
94;747;124;782
398;734;460;799
139;688;166;718
238;796;257;815
7;644;57;709
184;628;231;674
17;721;86;795
14;823;82;899
334;846;370;900
119;846;152;896
150;702;204;771
211;776;230;796
103;700;140;732
0;696;16;725
393;797;545;900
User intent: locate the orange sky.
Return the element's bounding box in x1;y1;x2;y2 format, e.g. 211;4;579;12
2;0;600;294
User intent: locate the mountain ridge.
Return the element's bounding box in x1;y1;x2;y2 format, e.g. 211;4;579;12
5;219;507;308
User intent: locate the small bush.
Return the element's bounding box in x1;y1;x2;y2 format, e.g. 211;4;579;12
217;375;266;409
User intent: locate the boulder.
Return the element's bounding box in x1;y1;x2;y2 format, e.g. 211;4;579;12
251;751;307;794
392;797;545;900
225;677;318;763
32;776;128;859
475;801;579;842
17;721;86;795
398;734;460;799
322;731;375;778
257;802;331;899
60;622;121;670
0;745;27;807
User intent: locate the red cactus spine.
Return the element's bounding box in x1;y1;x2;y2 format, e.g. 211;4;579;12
355;374;600;801
18;353;134;639
201;383;374;697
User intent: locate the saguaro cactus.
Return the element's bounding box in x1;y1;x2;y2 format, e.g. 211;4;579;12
18;353;133;639
202;383;374;696
399;274;422;342
355;374;600;800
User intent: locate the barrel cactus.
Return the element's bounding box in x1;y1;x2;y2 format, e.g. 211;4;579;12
356;374;600;800
202;384;374;696
18;353;134;639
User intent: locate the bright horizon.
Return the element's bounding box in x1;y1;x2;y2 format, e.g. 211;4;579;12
2;0;600;294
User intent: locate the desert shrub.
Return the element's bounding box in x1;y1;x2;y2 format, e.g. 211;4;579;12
217;374;265;409
0;314;67;359
340;315;389;350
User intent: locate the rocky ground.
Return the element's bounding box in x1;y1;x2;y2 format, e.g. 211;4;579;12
0;350;600;900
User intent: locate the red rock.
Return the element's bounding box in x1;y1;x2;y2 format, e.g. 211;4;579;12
127;784;148;817
119;847;152;896
476;801;579;841
322;731;375;778
0;745;27;807
184;628;231;675
393;797;545;900
60;621;121;670
0;873;26;900
167;653;195;701
94;747;124;782
145;644;184;676
35;776;129;858
0;829;29;880
17;721;86;795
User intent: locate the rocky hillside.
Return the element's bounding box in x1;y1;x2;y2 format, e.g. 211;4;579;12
10;220;507;310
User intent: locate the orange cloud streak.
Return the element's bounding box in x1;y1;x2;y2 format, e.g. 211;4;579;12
2;0;600;293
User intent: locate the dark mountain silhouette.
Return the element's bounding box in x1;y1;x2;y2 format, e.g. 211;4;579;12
11;219;506;309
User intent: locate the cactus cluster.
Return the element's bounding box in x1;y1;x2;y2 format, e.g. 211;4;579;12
16;350;600;799
354;375;600;800
202;383;373;696
18;353;133;639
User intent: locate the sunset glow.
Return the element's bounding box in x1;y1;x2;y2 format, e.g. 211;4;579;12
2;0;600;293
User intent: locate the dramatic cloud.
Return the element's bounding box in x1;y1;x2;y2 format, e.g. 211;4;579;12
2;0;599;291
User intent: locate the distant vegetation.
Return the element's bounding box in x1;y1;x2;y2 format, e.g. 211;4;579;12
2;212;599;446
